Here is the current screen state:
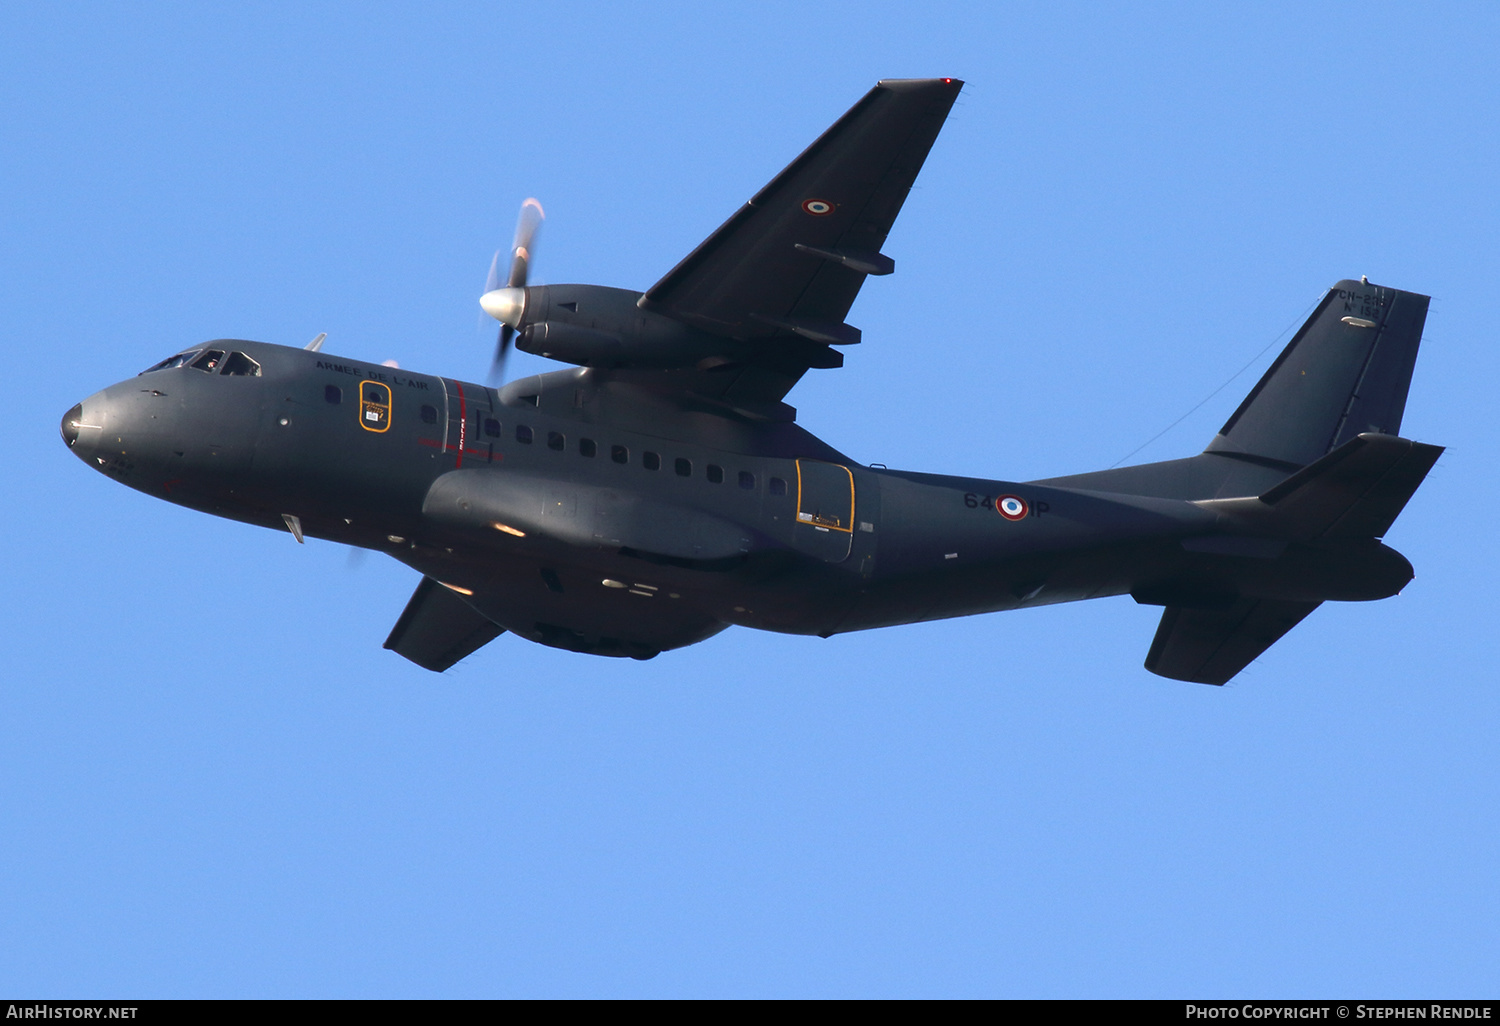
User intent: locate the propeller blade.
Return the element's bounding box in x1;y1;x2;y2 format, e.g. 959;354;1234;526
507;198;544;288
489;324;514;385
507;249;530;290
484;249;503;294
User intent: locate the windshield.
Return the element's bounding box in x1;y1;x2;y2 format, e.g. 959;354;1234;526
219;351;261;376
190;350;226;372
138;350;201;375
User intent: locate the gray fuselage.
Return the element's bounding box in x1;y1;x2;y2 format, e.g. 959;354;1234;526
62;338;1412;661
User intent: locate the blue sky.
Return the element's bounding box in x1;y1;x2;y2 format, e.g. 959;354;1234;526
3;1;1496;997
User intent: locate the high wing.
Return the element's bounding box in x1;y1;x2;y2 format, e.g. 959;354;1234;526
385;576;506;672
629;78;963;405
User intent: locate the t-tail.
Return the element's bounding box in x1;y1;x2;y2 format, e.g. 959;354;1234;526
1040;279;1443;685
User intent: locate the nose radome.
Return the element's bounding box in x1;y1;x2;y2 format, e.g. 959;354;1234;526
61;403;83;448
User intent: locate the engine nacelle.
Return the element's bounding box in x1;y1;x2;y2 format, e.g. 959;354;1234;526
488;283;733;369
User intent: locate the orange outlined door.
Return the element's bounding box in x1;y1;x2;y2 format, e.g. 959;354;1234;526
359;380;392;432
794;459;855;562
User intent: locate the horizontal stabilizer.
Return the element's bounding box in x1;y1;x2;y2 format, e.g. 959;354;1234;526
384;576;505;672
1146;598;1321;685
1199;432;1442;540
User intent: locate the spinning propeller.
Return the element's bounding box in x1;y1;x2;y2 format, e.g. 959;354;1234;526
481;198;544;383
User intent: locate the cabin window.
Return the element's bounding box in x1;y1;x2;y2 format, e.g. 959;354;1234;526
420;404;437;424
706;464;724;484
642;451;660;471
675;458;692;477
547;431;565;451
359;381;392;432
140;350;200;374
190;350;225;373
484;418;501;438
325;385;343;405
769;476;787;496
515;424;533;444
579;438;597;458
739;471;755;490
611;445;629;464
219;352;261;376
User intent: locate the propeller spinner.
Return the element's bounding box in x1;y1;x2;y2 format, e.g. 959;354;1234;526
481;198;544;383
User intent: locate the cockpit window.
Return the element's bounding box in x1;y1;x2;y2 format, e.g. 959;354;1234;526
139;350;202;375
190;350;226;373
219;352;261;376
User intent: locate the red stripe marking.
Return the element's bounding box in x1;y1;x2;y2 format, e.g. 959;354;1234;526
454;381;467;469
418;437;492;458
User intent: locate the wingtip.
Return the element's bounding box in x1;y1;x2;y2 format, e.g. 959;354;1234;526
876;77;964;92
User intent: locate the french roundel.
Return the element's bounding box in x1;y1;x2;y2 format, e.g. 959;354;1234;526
997;495;1028;521
801;198;834;216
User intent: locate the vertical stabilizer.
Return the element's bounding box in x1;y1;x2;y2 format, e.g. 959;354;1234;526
1206;280;1429;468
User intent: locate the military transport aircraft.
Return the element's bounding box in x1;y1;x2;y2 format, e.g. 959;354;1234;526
60;78;1442;684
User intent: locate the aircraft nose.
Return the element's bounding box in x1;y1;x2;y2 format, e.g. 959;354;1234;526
60;392;109;463
61;403;83;448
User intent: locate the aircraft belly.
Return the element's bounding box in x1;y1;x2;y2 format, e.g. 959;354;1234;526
835;527;1417;636
469;583;730;656
833;543;1148;633
389;544;730;656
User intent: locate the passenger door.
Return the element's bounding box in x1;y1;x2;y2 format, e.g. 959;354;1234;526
792;459;855;562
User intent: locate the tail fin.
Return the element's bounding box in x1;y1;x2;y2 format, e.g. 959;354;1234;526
1206;279;1430;469
1135;280;1437;686
1033;279;1431;501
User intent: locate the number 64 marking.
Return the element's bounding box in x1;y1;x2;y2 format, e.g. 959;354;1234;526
963;493;1049;520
